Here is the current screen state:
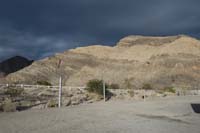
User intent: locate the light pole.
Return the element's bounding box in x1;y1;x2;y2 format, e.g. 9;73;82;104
58;76;62;108
57;59;63;108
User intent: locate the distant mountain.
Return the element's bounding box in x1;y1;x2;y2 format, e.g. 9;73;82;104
4;35;200;89
0;56;33;77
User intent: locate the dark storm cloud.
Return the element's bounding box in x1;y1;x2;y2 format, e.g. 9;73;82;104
0;0;200;61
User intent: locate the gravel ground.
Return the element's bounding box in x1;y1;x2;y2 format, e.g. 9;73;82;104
0;96;200;133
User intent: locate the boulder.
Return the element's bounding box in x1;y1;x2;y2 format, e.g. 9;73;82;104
63;98;71;106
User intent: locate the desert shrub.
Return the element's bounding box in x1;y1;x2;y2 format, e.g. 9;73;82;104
2;99;16;112
142;83;153;90
47;99;58;108
37;81;52;86
128;90;135;97
109;83;120;89
0;103;3;112
124;78;133;89
86;79;109;95
4;87;24;97
163;87;176;93
156;89;164;94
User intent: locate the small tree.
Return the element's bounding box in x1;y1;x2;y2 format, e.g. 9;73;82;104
86;79;108;95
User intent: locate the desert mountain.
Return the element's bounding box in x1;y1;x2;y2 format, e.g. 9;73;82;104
4;35;200;89
0;56;33;78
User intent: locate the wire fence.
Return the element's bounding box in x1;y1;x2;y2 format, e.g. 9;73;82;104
0;83;200;103
1;83;200;95
0;83;88;111
0;83;200;112
0;83;86;90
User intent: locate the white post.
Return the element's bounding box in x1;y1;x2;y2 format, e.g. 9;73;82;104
58;76;62;108
103;80;106;102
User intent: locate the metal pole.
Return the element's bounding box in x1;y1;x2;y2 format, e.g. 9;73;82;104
103;80;106;102
58;76;62;108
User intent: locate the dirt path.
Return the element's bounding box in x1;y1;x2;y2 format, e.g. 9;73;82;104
0;96;200;133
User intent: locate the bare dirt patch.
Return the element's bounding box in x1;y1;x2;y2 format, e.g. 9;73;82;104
0;96;200;133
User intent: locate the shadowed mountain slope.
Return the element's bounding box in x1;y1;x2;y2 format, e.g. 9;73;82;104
0;56;33;78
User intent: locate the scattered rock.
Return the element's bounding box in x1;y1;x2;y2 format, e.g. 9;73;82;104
31;103;46;110
47;99;58;108
63;98;71;106
71;95;88;105
64;92;73;97
86;100;94;104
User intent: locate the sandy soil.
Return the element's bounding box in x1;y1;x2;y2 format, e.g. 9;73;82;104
0;96;200;133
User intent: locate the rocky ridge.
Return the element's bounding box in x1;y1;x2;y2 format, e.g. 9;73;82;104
4;35;200;89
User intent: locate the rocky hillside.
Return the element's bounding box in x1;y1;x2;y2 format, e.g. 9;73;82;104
0;56;33;78
4;35;200;89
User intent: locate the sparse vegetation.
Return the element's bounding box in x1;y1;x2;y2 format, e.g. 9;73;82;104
86;79;109;95
163;86;176;93
124;78;133;89
128;90;135;97
2;98;16;112
4;87;24;97
47;99;58;108
109;83;120;89
0;103;3;112
142;83;153;90
37;81;52;86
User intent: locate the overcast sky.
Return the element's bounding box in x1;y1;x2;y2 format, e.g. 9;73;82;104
0;0;200;61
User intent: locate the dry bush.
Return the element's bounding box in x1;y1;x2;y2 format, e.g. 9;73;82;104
4;87;24;97
36;81;52;86
142;83;153;90
2;99;16;112
123;78;133;89
128;90;135;97
47;99;58;108
163;86;176;93
0;103;3;112
86;79;109;95
109;83;120;89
